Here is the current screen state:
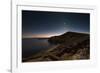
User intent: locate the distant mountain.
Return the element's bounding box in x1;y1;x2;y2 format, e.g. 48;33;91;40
23;31;90;62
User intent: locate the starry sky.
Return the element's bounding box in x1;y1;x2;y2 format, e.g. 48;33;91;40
22;10;90;38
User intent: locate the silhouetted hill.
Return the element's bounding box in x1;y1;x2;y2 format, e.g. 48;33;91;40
48;31;89;44
22;31;90;62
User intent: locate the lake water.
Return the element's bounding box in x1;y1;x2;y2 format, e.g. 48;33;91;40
22;38;55;58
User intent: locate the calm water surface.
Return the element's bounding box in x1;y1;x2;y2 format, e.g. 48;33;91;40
22;38;55;58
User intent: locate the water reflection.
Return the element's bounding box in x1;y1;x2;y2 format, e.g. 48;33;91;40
22;38;54;58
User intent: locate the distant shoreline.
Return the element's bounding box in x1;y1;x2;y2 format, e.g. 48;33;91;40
22;38;49;40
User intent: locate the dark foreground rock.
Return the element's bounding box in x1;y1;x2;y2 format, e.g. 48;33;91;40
23;32;90;62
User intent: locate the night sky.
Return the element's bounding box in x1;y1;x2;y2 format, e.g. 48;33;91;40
22;10;90;38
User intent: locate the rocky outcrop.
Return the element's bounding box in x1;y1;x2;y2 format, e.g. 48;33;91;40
48;31;89;44
23;32;90;62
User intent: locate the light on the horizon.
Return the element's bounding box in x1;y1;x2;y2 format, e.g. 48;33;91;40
22;31;67;38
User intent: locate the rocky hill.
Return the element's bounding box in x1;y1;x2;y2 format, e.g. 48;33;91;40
48;31;89;44
23;31;90;62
